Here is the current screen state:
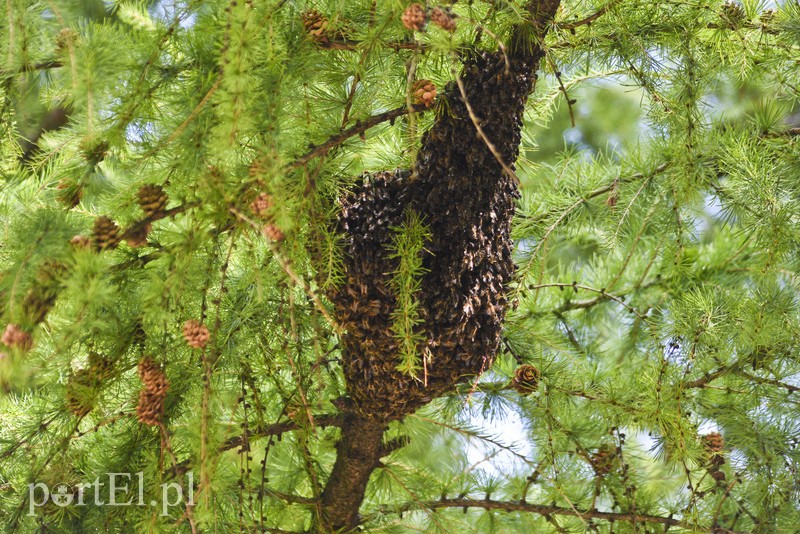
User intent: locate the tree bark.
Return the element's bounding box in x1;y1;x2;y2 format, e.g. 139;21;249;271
319;413;385;530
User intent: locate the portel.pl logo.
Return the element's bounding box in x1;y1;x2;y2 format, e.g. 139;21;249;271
28;472;194;516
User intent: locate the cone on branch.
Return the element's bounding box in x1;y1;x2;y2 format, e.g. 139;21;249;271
702;432;726;467
137;184;168;218
511;364;540;395
2;324;33;351
262;224;285;242
92;216;121;251
301;10;336;44
430;7;456;32
136;357;169;426
182;320;210;349
249;192;273;219
591;444;616;475
412;79;437;108
402;3;426;31
720;1;747;29
56;179;83;208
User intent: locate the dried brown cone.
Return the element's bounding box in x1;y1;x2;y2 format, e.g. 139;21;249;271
249;192;274;219
92;216;121;251
138;357;169;394
262;224;285;242
412;79;437;108
591;444;616;475
402;3;426;31
182;320;210;349
137;184;168;218
511;364;540;395
2;324;33;351
136;388;167;426
702;432;726;467
430;7;456;32
301;10;331;43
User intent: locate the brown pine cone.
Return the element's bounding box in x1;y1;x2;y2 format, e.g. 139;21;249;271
92;216;121;251
709;469;726;482
249;192;273;219
412;79;437;108
702;432;724;454
721;1;746;28
591;444;616;475
125;222;152;248
511;364;540;395
137;184;168;218
402;3;426;31
138;357;169;393
88;351;114;381
182;320;211;349
301;10;331;43
70;235;91;249
262;224;285;242
136;388;166;426
430;7;456;32
2;324;33;351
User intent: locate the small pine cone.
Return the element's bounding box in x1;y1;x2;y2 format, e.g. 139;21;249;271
262;224;285;242
65;369;96;417
79;139;109;166
182;320;211;349
55;28;79;53
137;184;168;217
23;289;57;325
92;216;121;251
138;357;169;394
511;364;540;395
56;179;83;208
70;235;91;249
721;1;746;28
125;222;152;248
710;469;726;482
430;7;456;32
136;388;166;426
592;444;616;475
88;351;114;380
2;324;33;351
412;79;437;108
249;193;273;219
301;10;330;43
402;3;426;31
702;432;724;454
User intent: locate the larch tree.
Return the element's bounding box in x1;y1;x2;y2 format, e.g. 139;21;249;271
1;0;799;533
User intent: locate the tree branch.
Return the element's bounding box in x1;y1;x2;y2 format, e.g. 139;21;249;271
285;105;423;170
374;498;685;528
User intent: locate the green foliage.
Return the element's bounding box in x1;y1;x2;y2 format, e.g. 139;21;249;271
0;0;799;533
387;209;431;378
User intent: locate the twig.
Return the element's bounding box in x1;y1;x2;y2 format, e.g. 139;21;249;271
559;0;621;30
374;498;686;527
285;105;423;170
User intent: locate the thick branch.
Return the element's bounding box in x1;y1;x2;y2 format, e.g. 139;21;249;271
319;413;386;530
